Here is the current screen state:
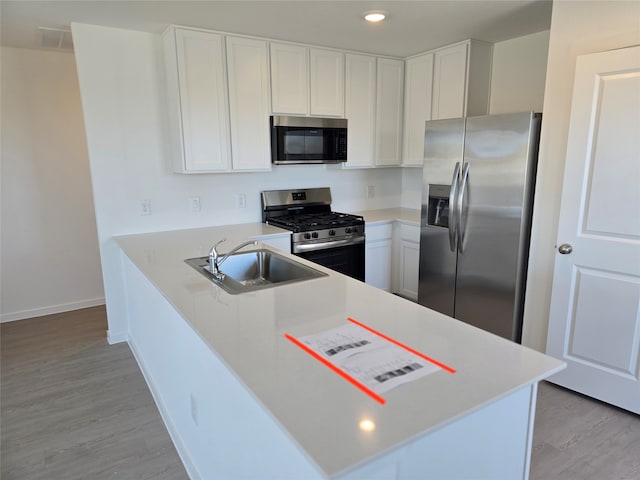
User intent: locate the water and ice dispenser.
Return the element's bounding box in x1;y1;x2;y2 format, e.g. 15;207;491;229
426;184;450;228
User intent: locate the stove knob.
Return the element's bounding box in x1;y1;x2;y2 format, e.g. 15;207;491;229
345;227;352;234
311;232;319;239
329;230;336;236
352;227;358;233
304;233;311;239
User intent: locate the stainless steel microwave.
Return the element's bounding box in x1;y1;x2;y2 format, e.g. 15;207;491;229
270;116;347;164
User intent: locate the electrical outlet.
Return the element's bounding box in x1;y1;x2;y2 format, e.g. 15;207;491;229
190;393;199;426
138;199;151;215
190;196;201;212
236;193;246;209
367;185;375;198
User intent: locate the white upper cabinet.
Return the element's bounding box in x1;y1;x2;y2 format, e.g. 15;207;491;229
270;43;309;115
342;55;404;168
344;53;377;168
402;53;434;167
164;26;491;174
164;27;272;173
309;48;345;117
270;43;345;117
431;40;492;120
375;57;404;166
402;40;492;167
431;43;468;120
226;36;271;171
164;28;231;172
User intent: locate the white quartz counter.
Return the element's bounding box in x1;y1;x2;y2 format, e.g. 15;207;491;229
115;220;563;478
353;207;420;225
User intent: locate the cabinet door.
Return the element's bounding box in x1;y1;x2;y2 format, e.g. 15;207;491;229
226;37;271;171
270;43;308;115
366;240;392;291
398;240;420;300
432;43;468;120
168;29;231;172
344;54;377;167
309;48;345;117
375;58;404;166
365;223;393;291
402;53;434;167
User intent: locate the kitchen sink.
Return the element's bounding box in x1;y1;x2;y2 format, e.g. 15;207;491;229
185;248;327;294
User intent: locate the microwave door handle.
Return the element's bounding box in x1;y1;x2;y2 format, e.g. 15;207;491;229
457;163;470;254
448;162;461;252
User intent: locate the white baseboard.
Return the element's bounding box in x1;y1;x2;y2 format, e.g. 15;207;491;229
128;335;200;480
106;329;129;344
0;297;106;323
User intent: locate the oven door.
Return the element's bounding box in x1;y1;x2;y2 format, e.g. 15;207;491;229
294;242;365;281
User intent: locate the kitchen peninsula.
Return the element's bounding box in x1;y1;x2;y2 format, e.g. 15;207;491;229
115;222;564;480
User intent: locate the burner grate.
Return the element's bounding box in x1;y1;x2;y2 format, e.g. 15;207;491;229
267;211;364;233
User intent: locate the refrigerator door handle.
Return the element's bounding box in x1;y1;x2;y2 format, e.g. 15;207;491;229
448;162;461;252
457;163;470;253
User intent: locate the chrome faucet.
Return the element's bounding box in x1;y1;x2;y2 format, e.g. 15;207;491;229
208;238;258;279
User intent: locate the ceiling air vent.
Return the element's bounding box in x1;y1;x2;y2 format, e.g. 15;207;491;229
38;27;74;51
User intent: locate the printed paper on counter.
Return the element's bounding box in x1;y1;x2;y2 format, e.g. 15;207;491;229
297;323;441;394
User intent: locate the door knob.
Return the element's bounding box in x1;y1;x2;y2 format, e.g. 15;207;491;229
558;243;573;254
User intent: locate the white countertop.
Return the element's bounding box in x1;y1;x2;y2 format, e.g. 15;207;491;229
354;207;420;225
115;218;563;478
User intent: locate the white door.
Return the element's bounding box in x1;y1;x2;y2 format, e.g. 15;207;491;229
546;46;640;414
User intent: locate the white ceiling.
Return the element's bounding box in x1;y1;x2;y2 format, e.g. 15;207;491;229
0;0;553;57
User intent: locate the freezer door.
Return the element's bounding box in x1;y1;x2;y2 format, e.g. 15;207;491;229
454;112;540;341
418;118;465;315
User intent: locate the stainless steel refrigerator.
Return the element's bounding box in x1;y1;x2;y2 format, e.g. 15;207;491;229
417;112;541;342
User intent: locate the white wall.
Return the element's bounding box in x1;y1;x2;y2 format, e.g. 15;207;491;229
71;24;402;341
522;0;640;351
0;47;104;322
489;31;550;115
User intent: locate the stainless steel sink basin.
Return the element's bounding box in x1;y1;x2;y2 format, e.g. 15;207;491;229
185;248;327;294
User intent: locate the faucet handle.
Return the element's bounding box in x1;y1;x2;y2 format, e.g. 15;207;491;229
209;238;226;254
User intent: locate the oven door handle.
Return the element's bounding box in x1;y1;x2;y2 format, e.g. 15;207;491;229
293;236;365;254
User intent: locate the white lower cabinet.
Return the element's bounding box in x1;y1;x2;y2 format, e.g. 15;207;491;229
394;223;420;301
365;221;420;300
365;223;393;291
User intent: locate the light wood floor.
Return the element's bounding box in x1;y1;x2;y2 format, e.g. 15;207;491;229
2;307;639;479
1;306;188;480
531;381;640;479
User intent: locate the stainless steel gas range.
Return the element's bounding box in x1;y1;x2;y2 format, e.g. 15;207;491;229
261;188;365;281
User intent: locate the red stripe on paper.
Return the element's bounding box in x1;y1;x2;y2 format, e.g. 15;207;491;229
283;333;386;405
347;317;457;374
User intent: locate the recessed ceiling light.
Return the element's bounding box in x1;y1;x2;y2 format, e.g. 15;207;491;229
364;11;387;23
